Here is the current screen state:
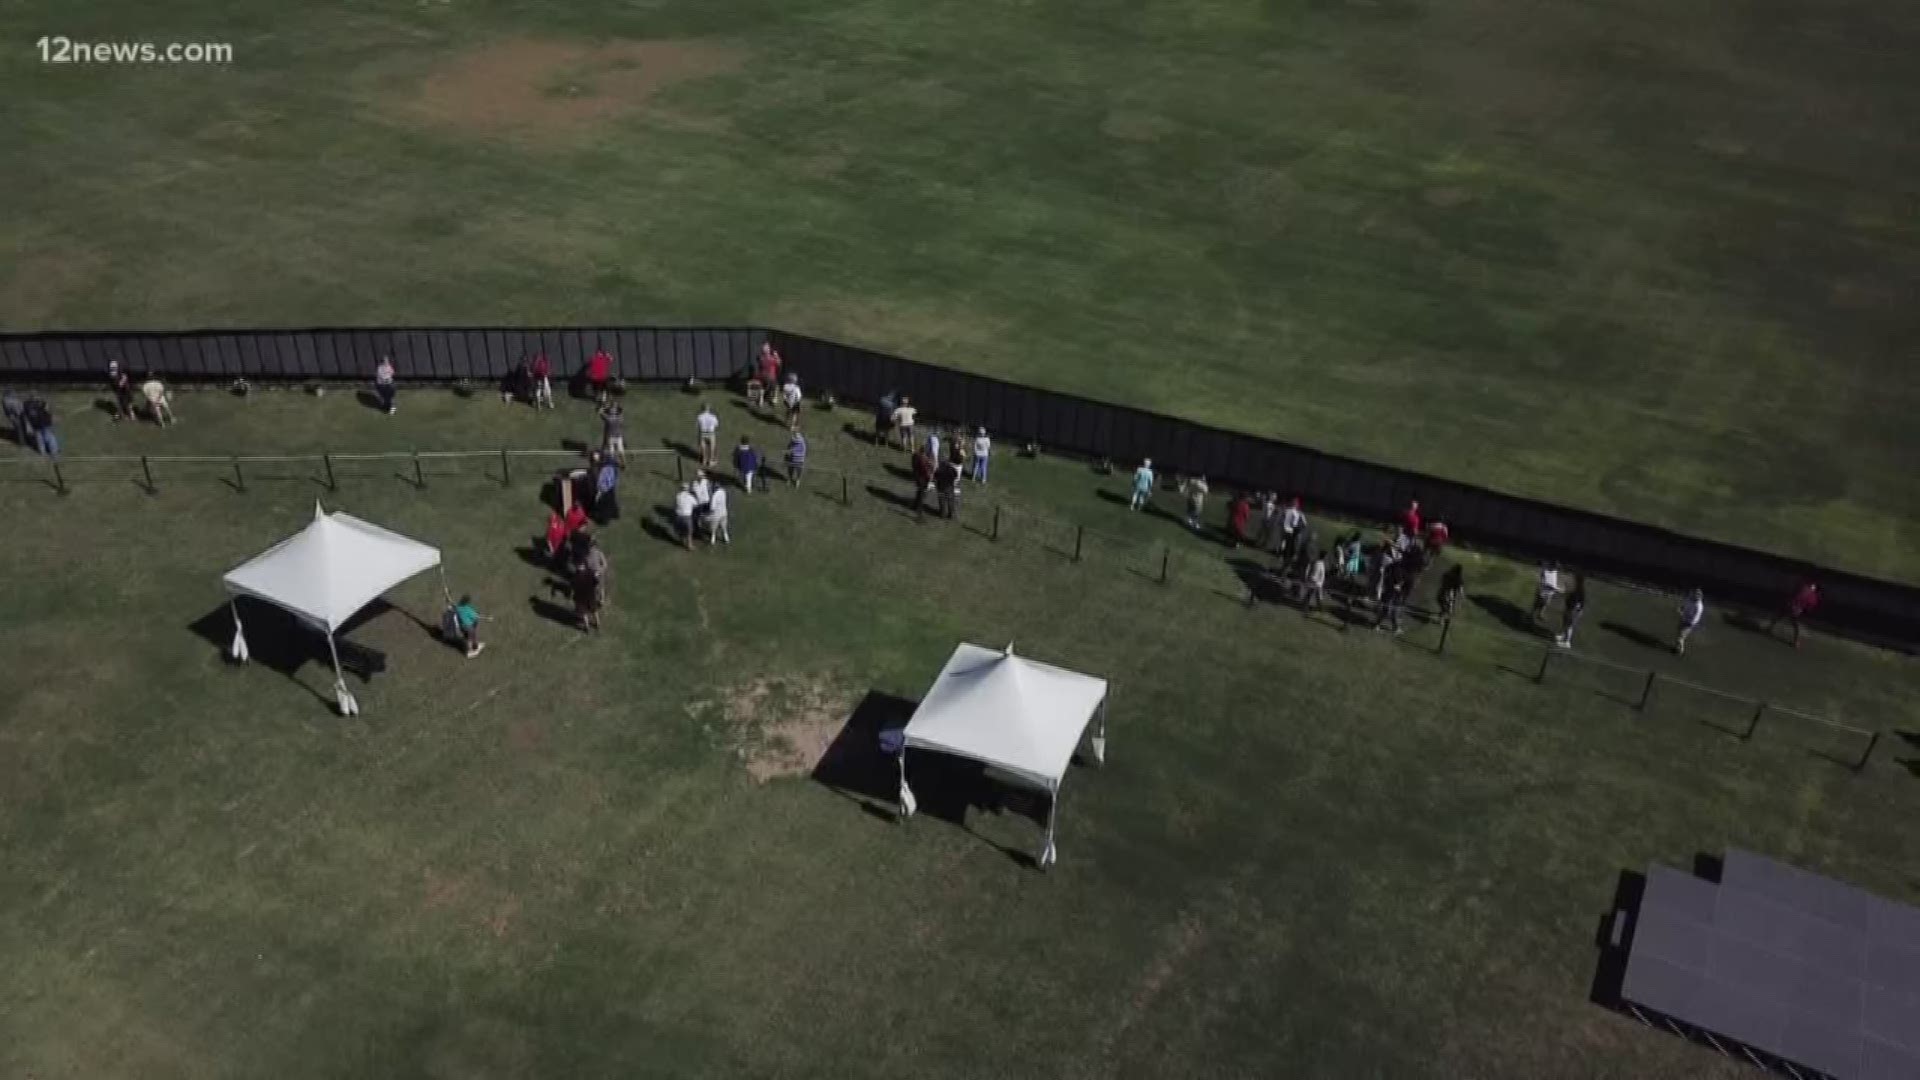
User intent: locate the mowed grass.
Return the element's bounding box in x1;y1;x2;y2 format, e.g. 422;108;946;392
2;0;1919;582
2;387;1918;1078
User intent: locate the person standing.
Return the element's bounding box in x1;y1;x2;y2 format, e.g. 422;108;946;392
1375;571;1408;634
141;372;176;426
706;485;731;546
1228;493;1252;549
784;429;807;486
693;402;719;466
108;360;135;422
1279;497;1305;560
1556;576;1588;648
781;374;803;429
1183;475;1209;531
373;355;397;415
1530;563;1561;623
911;443;936;520
925;427;941;465
970;427;991;484
690;468;713;509
673;483;698;550
733;436;760;494
1425;520;1450;554
573;540;607;631
1402;499;1422;539
875;391;897;446
756;342;783;410
543;510;569;563
587;347;613;404
590;453;621;525
23;395;56;457
1769;580;1820;648
453;595;487;658
1675;588;1706;655
891;396;917;451
530;352;554;409
600;401;627;463
2;388;24;447
1130;458;1155;510
934;455;961;520
1438;563;1465;621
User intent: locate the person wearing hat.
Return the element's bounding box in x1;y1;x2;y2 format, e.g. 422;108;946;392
1675;588;1706;655
673;483;698;550
970;426;991;484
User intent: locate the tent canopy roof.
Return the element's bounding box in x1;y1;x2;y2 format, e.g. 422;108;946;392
903;643;1108;791
223;504;441;632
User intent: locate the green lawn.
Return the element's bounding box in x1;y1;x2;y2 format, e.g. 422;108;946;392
2;387;1917;1077
3;0;1918;582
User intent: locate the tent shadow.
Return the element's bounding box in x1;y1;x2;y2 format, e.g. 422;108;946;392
1470;593;1541;636
187;599;371;709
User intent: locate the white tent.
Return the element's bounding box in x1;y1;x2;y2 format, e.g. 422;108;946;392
898;643;1109;868
222;503;447;715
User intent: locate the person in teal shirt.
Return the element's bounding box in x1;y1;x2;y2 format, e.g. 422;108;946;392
1129;458;1155;510
453;595;486;658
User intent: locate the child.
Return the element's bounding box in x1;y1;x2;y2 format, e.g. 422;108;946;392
543;510;568;560
734;437;760;493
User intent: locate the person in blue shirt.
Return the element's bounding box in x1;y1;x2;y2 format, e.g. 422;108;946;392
785;430;807;487
590;452;620;525
1129;458;1155;510
733;436;760;494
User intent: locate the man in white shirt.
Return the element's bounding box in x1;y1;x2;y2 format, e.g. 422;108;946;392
695;404;719;467
1530;564;1562;623
970;427;991;483
891;397;917;451
673;483;698;551
706;485;731;545
690;469;713;508
1675;588;1705;655
781;376;803;428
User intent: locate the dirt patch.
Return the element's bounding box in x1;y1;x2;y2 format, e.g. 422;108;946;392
394;37;745;141
1101;109;1177;142
506;717;547;754
0;244;108;326
1422;185;1475;208
701;676;854;783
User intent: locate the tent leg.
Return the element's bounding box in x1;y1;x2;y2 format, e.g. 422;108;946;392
1039;793;1058;870
897;750;917;819
437;563;453;606
1091;694;1108;766
326;631;359;716
227;598;250;662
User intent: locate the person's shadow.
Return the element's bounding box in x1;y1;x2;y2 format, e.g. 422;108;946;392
354;389;386;412
1601;620;1669;651
641;505;685;547
1093;487;1182;525
1470;593;1545;636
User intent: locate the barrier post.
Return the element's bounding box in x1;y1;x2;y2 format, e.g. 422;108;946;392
1742;702;1765;741
675;455;684;483
992;505;1001;541
842;473;850;507
1438;615;1452;655
232;456;246;493
1160;545;1170;585
1854;731;1880;774
1638;671;1658;713
1073;525;1084;563
1536;646;1553;684
413;451;425;489
52;459;66;495
324;453;337;491
500;448;511;487
141;455;155;494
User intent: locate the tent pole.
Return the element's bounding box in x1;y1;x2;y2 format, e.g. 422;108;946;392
1091;689;1109;766
897;748;917;819
1040;791;1058;870
326;631;357;716
227;597;249;662
437;563;453;606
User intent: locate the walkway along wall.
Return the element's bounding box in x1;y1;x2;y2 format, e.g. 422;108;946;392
3;324;1917;649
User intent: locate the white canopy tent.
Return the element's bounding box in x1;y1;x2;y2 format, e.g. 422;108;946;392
222;503;447;715
898;643;1109;868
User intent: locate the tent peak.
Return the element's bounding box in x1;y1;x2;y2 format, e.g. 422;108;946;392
314;500;327;522
1005;642;1015;657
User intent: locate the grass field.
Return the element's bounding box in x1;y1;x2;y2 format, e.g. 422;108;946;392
2;387;1918;1077
3;0;1919;582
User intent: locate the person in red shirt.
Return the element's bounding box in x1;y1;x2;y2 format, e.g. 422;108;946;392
1769;580;1820;648
543;510;568;558
587;348;613;403
1425;520;1450;552
1402;499;1422;539
910;444;936;520
529;352;554;409
563;501;589;538
757;342;782;401
1229;493;1252;549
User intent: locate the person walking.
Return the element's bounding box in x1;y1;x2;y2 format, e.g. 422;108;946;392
891;396;917;451
1130;458;1155;510
573;540;607;631
756;342;783;411
673;483;698;550
1675;588;1706;654
1303;552;1328;612
1183;475;1209;531
1402;499;1422;540
1768;580;1820;648
1556;576;1588;648
781;374;803;429
784;429;807;487
22;395;57;456
108;360;135;422
373;356;397;415
1437;563;1465;621
706;485;731;546
142;372;176;426
530;352;554;409
733;436;760;494
925;427;941;465
969;427;991;484
1375;571;1408;634
934;455;961;520
587;347;613;404
452;595;487;658
590;453;621;525
1228;492;1252;549
690;468;713;509
911;443;936;520
2;388;25;447
1530;563;1561;623
695;403;719;466
1279;497;1305;560
875;391;897;446
601;401;628;463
